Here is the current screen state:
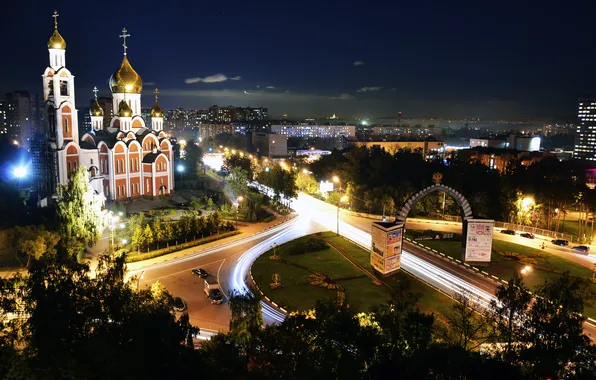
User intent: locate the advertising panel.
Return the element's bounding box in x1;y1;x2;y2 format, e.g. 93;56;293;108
464;219;494;263
385;227;403;271
319;181;334;193
371;225;387;257
370;223;403;274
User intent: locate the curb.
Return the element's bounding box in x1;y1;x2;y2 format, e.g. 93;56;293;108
249;270;288;314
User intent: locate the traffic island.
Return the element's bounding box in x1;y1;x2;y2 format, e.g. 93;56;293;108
250;232;454;315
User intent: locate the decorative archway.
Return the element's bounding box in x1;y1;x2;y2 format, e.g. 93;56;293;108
395;183;473;223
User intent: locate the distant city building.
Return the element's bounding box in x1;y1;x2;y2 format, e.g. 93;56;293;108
470;134;541;152
252;132;287;157
354;138;445;160
460;147;555;173
4;91;43;147
0;100;7;137
270;124;356;139
78;106;91;135
197;123;234;141
371;125;443;139
574;98;596;162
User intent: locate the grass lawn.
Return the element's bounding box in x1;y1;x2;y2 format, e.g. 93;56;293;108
252;231;454;316
414;237;596;318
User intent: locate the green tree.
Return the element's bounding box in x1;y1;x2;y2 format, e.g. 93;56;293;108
152;219;164;249
490;272;531;362
439;290;495;351
131;226;145;252
55;166;102;256
295;171;319;195
15;226;60;267
183;139;203;176
228;291;263;354
143;225;154;250
225;154;254;179
520;272;592;378
228;167;250;199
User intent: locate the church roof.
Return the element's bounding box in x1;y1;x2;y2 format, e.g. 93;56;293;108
142;152;160;163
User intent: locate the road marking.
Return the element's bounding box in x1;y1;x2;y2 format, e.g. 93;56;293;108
141;258;226;281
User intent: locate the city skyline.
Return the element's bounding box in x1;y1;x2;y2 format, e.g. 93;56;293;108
2;1;596;120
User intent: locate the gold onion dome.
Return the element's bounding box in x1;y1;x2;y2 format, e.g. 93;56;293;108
118;100;132;117
90;100;104;116
150;102;163;118
109;56;143;94
48;28;66;50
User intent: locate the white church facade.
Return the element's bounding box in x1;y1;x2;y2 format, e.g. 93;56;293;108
41;12;174;203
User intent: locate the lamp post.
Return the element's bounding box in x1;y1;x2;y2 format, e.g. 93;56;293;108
177;164;185;182
337;195;349;236
108;213;119;253
237;196;244;225
137;270;145;290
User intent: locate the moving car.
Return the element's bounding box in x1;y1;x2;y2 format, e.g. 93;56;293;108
173;296;187;312
572;245;590;253
520;233;535;239
192;268;209;278
551;239;569;247
204;278;224;304
500;229;516;235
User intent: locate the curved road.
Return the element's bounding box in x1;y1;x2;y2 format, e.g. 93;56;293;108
131;192;596;339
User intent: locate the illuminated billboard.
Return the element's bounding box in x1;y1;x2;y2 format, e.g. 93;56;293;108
371;222;404;275
464;219;494;263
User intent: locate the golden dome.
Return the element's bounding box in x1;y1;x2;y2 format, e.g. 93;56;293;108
90;100;104;117
48;29;66;50
150;102;163;118
118;100;132;117
109;56;143;94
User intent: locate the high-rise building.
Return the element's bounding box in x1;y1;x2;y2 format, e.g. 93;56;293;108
574;98;596;162
0;100;7;137
79;106;91;135
97;96;114;127
4;91;43;147
33;13;174;205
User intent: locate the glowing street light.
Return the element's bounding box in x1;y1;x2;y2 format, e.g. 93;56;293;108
521;265;533;275
336;194;349;236
121;239;127;245
302;169;309;175
12;166;27;179
177;164;185;181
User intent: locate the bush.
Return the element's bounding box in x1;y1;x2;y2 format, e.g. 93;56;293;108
286;237;327;255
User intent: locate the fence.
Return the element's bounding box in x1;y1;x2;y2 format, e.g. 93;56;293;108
428;212;462;222
494;221;575;243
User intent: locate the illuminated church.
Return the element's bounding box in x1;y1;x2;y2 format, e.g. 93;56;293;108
40;12;174;204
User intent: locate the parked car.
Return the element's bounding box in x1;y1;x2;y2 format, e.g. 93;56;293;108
572;245;590;253
500;229;516;235
192;268;209;278
551;239;569;247
173;297;187;312
520;233;535;239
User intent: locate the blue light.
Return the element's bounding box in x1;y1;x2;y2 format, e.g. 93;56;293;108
13;166;27;179
177;165;185;172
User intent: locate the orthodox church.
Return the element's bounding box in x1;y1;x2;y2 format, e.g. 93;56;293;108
40;12;174;204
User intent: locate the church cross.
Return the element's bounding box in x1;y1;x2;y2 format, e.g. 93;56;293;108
154;88;159;102
119;28;130;55
93;86;99;100
53;11;59;29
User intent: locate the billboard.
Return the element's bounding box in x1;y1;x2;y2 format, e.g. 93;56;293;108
320;181;334;193
464;219;494;263
370;222;404;275
385;228;403;272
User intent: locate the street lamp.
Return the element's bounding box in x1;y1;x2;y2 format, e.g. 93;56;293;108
520;265;533;275
337;195;349;236
137;270;145;290
237;196;244;224
332;175;341;192
177;164;185;181
12;166;27;179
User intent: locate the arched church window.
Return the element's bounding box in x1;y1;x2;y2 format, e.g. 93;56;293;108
48;107;56;134
48;80;54;96
64;118;69;133
60;80;68;96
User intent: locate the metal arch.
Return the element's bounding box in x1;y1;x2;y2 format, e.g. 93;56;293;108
395;183;474;222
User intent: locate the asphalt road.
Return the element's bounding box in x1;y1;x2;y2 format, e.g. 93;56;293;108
130;191;596;340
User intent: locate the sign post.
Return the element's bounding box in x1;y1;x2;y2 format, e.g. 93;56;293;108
370;221;404;276
462;219;494;265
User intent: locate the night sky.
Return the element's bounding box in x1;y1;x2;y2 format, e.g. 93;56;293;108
2;1;596;120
